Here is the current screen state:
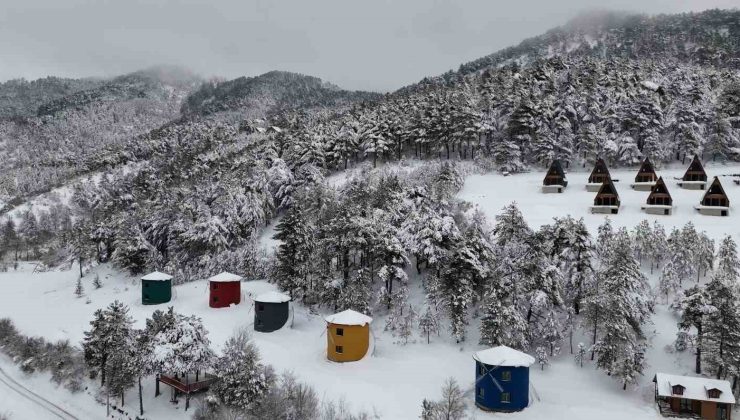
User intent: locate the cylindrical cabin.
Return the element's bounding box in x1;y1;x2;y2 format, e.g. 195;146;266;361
141;271;173;305
208;272;242;308
474;346;535;412
325;310;373;362
254;291;291;332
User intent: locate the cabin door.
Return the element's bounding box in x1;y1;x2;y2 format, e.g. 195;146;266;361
716;403;728;420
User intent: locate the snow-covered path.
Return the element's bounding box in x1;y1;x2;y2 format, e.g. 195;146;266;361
0;364;79;420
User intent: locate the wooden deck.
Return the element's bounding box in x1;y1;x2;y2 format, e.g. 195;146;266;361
155;373;218;411
657;400;701;419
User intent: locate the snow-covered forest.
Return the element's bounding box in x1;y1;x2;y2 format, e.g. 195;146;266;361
0;7;739;420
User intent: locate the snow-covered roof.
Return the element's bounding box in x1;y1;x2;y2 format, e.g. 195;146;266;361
254;291;291;303
325;309;373;326
473;346;535;367
141;271;173;281
208;272;243;283
654;373;735;404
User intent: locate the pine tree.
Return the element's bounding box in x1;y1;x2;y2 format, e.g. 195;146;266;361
272;205;314;300
575;343;587;367
536;346;549;370
632;220;652;264
479;281;528;350
703;272;740;379
418;305;441;344
716;235;740;283
674;285;714;374
659;260;681;303
211;328;272;412
648;221;669;274
82;301;134;387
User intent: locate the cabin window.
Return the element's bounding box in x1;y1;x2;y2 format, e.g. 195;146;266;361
336;328;344;336
708;389;721;399
672;385;685;396
722;210;728;217
257;304;264;312
335;345;343;354
500;392;511;403
679;398;691;412
501;370;511;381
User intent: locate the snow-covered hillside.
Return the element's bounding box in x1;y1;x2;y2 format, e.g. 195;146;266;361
4;162;737;419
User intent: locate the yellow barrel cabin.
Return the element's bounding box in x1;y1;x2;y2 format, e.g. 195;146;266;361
325;309;373;362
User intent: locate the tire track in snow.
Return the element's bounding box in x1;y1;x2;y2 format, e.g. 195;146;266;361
0;365;79;420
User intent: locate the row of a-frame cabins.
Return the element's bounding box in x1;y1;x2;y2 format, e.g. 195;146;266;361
543;156;731;216
139;268;735;417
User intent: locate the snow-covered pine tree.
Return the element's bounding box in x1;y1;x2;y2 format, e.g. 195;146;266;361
716;235;740;283
673;285;714;374
479;279;528;350
595;218;614;263
74;277;84;298
632;220;652;264
418;304;441;344
536;346;549;370
272;205;314;300
702;272;740;379
589;228;652;387
82;301;134;387
210;328;272;413
575;343;587;367
658;260;681;303
151;312;214;378
648;221;669;274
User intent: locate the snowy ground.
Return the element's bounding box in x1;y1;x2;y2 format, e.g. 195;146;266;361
0;161;738;419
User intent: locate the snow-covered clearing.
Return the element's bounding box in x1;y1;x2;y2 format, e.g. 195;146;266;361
459;163;740;240
0;162;738;419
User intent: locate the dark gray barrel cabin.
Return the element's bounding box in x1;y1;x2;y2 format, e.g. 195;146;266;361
254;291;291;332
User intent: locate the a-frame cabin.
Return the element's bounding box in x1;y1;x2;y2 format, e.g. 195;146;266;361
591;178;620;214
542;160;568;193
642;177;673;215
631;157;658;191
695;177;730;216
586;158;611;192
678;155;708;190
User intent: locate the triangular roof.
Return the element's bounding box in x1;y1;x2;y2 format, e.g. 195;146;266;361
545;160;565;179
702;177;729;201
208;272;243;283
473;346;535;367
683;155;707;179
635;157;657;178
589;158;611;179
596;178;619;198
325;309;373;326
647;177;672;202
141;271;173;281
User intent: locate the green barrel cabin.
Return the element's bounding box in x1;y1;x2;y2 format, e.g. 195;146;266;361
141;271;173;305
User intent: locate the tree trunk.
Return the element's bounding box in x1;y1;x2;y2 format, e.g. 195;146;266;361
696;323;702;374
139;377;144;415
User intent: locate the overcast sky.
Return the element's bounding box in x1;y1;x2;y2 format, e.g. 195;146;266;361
0;0;736;92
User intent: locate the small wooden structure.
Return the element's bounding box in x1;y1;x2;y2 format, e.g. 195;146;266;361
591;178;620;214
678;155;708;190
586;158;611;192
155;373;218;411
631;157;658;191
654;372;734;419
325;310;372;362
542;160;568;193
209;272;242;308
141;271;173;305
642;177;673;215
695;177;730;216
474;346;535;412
254;291;291;332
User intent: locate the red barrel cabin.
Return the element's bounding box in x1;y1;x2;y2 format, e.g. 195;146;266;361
208;272;243;308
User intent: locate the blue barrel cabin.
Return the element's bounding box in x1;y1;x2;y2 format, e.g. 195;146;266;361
474;346;535;412
253;291;291;332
